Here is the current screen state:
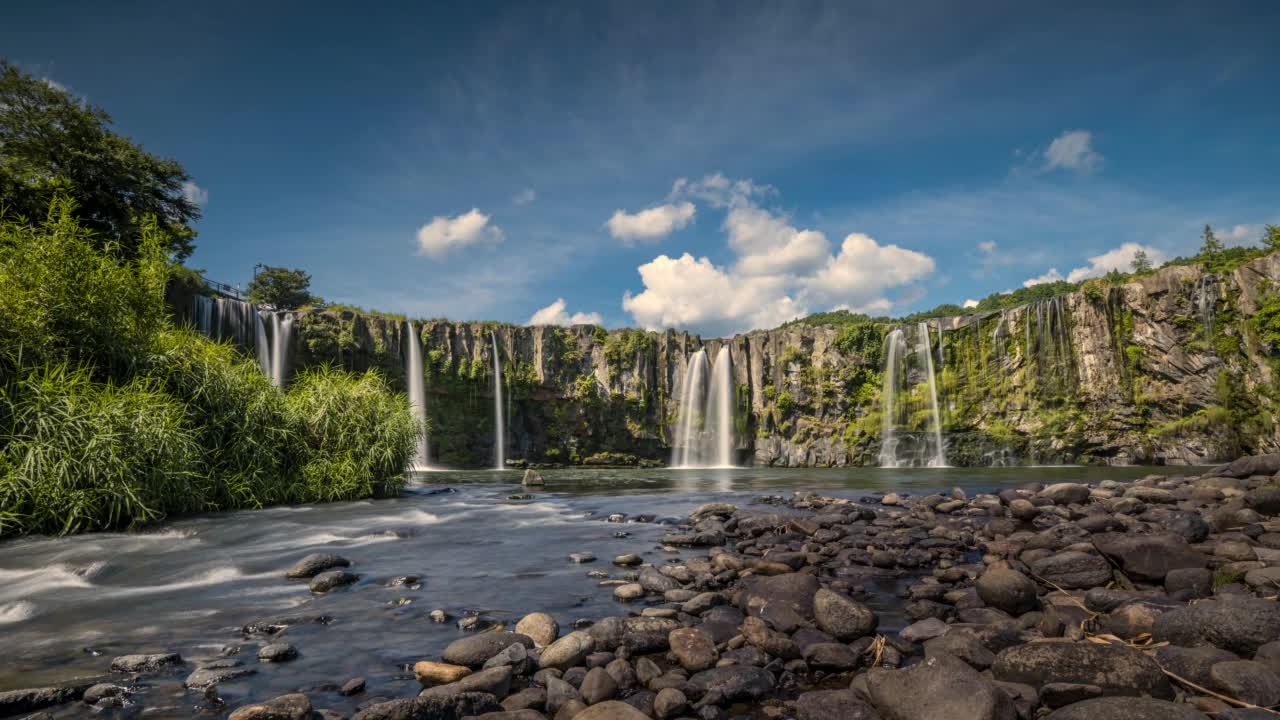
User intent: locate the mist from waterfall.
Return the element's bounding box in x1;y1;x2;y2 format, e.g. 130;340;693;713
878;324;947;467
672;349;708;468
404;321;433;470
491;331;506;470
707;347;736;468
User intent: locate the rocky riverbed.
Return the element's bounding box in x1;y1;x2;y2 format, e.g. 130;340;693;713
5;460;1280;719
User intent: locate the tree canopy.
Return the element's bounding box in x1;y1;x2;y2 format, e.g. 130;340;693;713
0;60;200;260
247;266;316;310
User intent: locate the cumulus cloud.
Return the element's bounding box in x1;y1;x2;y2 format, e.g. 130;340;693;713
622;177;935;336
1044;130;1103;174
1064;242;1166;282
606;202;696;244
963;299;979;309
977;240;996;254
181;181;208;206
416;208;503;257
513;188;536;206
528;298;603;326
1023;268;1065;287
1217;223;1261;246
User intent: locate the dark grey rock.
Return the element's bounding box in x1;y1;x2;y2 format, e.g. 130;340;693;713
0;685;88;716
1152;644;1238;687
1030;552;1112;589
924;630;994;669
1039;682;1102;708
442;632;535;669
1152;595;1280;655
687;666;775;704
1166;512;1211;543
419;668;514;702
668;627;717;672
286;553;350;579
309;569;359;593
185;663;256;689
1165;568;1213;597
1209;660;1280;707
813;588;878;641
976;567;1039;615
1092;533;1207;582
653;688;687;719
257;643;298;662
991;641;1172;698
227;693;312;720
1045;697;1207;720
109;652;183;673
794;689;879;720
578;667;617;705
1210;454;1280;479
866;653;1015;720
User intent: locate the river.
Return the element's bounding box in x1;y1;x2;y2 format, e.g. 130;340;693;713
0;465;1173;716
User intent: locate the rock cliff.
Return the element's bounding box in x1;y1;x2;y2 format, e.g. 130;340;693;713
187;253;1280;468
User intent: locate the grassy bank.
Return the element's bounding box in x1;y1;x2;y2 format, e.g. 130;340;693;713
0;198;421;537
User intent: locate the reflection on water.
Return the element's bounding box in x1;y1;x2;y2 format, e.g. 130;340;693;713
0;465;1194;713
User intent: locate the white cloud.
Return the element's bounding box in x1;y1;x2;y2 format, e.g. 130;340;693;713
1023;268;1065;287
1217;224;1261;246
528;298;603;326
623;178;936;336
181;181;208;206
963;299;979;308
1065;242;1166;282
1044;130;1102;174
605;201;696;244
977;240;996;254
416;208;503;257
513;188;536;206
670;173;773;209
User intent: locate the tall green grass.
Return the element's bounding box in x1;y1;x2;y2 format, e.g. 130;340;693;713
0;195;420;537
286;366;416;502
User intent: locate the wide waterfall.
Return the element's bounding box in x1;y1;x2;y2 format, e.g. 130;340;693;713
190;295;293;387
404;321;432;470
491;331;506;470
670;347;736;468
878;324;947;467
672;349;709;468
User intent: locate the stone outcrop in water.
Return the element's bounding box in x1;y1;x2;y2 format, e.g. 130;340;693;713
172;252;1280;467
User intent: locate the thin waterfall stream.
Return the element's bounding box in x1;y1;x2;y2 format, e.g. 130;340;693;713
404;321;432;470
491;331;506;470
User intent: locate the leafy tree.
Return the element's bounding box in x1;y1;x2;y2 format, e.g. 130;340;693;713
1131;249;1152;273
1200;224;1225;259
1263;224;1280;253
247;266;315;309
0;60;200;260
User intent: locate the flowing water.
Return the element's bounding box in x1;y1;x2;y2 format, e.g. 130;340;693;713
404;321;432;470
0;465;1177;716
671;349;735;468
671;350;709;468
879;325;946;467
706;347;736;468
491;332;506;470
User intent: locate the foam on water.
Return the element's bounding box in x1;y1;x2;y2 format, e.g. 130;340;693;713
0;563;100;600
0;600;37;624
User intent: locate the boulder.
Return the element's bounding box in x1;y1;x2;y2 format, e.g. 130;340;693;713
687;666;775;704
668;627;717;672
0;685;88;716
976;567;1039;615
521;469;545;486
1044;697;1207;720
1152;595;1280;655
419;667;513;702
866;653;1015;720
738;572;819;628
109;653;183;673
1245;487;1280;515
579;667;618;705
1209;454;1280;478
991;641;1172;698
1209;661;1280;707
308;569;358;593
228;693;313;720
285;553;350;579
515;613;559;647
1030;551;1112;589
539;631;595;670
573;701;651;720
414;661;472;687
1167;512;1211;543
1040;483;1092;505
1092;533;1207;582
442;632;535;669
803;643;861;671
813;588;879;641
794;689;879;720
1152;645;1238;687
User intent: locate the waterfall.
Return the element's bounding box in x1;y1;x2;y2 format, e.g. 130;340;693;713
706;346;735;468
918;322;947;467
268;313;294;388
1197;275;1216;337
491;331;506;470
878;325;946;467
254;310;270;376
404;321;432;470
671;349;709;467
878;329;907;467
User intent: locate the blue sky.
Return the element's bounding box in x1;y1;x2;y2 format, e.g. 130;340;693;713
6;1;1279;336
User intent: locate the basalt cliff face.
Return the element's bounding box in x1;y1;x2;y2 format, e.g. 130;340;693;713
187;253;1280;468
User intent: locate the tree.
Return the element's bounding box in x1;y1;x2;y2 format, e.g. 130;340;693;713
1263;224;1280;253
0;60;200;260
247;266;315;309
1131;248;1152;273
1200;224;1225;258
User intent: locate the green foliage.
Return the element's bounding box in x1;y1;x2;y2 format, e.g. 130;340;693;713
1131;249;1152;273
593;326;608;344
0;364;200;536
787;310;884;328
1213;567;1247;589
1264;225;1280;252
1252;288;1280;350
0;196;169;378
833;322;884;366
781;345;806;367
775;391;795;415
0;61;200;260
603;329;654;369
1200;224;1225;259
247;266;316;310
284;366;415;502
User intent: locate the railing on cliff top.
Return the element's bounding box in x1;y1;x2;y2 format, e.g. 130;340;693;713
201;275;244;300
